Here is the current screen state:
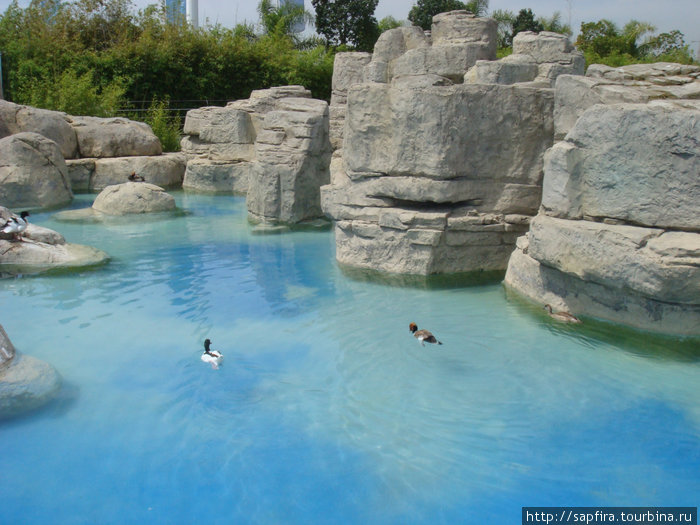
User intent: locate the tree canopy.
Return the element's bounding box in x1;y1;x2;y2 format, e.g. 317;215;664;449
407;0;489;31
310;0;379;51
0;0;337;143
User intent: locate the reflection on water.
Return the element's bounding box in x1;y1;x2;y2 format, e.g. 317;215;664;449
0;192;698;524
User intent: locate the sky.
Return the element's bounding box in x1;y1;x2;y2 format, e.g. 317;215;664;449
0;0;698;56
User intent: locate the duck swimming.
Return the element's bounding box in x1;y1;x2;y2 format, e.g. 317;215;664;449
201;338;223;369
1;211;29;241
409;322;442;346
544;304;582;324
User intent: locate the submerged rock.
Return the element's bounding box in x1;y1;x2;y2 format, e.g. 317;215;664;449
0;324;61;419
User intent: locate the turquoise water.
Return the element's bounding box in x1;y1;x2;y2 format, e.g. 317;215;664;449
1;193;698;525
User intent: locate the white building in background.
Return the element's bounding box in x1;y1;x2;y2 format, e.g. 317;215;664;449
186;0;199;28
165;0;198;28
274;0;305;33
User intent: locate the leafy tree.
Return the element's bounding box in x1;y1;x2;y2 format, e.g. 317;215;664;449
407;0;466;31
537;11;571;37
638;29;695;63
464;0;489;17
491;8;515;48
311;0;379;51
377;15;405;34
257;0;314;39
576;19;696;67
511;8;543;40
575;19;654;65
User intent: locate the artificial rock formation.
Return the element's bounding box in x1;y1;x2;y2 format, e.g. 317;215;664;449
0;100;184;210
0;132;73;209
504;64;700;336
0;324;62;419
0;206;109;273
65;153;186;192
92;182;177;215
322;12;583;275
181;86;331;225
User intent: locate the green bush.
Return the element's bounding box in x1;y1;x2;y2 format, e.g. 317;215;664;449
15;67;126;117
144;97;182;153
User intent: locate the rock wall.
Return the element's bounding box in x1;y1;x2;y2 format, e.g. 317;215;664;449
0;132;73;208
0;100;184;207
322;12;583;275
505;63;700;336
181;86;331;225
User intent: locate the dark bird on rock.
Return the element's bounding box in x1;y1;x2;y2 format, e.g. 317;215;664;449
128;172;145;182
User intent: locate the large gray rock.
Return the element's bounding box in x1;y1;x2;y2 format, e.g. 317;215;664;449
0;350;62;419
330;52;372;150
344;82;553;183
70;116;162;158
505;238;700;336
554;62;700;139
92;182;176;215
0;205;109;272
465;31;584;88
182;106;256;161
527;215;699;304
506;91;700;336
542;101;700;230
0;100;78;158
0;324;15;372
247;97;332;224
465;54;539;85
322;21;579;275
67;153;186;192
183;158;249;194
0;132;73;209
180;88;314;198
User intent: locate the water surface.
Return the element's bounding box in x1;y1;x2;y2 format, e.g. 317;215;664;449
1;193;698;524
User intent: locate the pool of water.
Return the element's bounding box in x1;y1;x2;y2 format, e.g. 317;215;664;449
1;193;698;524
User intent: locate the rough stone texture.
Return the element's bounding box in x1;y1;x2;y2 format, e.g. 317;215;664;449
181;87;331;225
322;82;551;274
247;97;332;224
322;17;583;275
388;13;496;83
465;54;539;85
70;116;162;158
68;153;186;192
0;324;15;372
0;100;78;159
0;351;62;419
330;52;372;150
361;27;429;84
92;182;176;215
180;88;314;200
0;132;73;209
542;101;699;229
182;158;249;194
505;86;700;336
0;206;109;272
466;31;584;88
554;62;700;139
